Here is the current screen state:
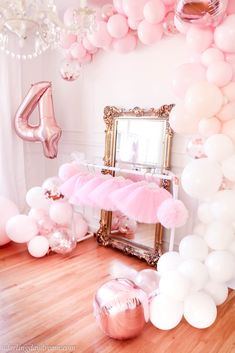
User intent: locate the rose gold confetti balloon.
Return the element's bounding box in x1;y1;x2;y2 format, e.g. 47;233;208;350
60;59;81;81
186;135;206;159
94;278;149;340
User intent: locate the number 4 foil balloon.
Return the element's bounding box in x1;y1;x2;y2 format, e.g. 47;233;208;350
14;81;62;159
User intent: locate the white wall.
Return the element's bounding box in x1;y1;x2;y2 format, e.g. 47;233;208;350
21;34;197;246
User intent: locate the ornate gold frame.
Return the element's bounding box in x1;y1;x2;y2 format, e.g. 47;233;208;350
95;105;174;266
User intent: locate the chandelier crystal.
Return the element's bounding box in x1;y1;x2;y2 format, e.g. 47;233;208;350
0;0;96;59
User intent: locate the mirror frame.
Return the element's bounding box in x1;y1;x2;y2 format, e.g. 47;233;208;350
95;104;174;266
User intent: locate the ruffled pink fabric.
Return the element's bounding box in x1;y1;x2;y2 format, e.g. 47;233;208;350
110;180;147;207
89;177;133;211
69;174;94;205
113;183;172;224
77;174;112;207
59;173;82;198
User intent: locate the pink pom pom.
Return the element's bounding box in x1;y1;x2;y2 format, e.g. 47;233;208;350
157;199;188;229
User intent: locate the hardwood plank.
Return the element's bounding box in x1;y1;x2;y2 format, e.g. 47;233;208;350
0;239;234;353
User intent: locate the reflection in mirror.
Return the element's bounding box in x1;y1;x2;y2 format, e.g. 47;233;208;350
96;105;174;266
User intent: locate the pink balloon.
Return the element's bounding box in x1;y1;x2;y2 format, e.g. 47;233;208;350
60;59;81;82
143;0;166;24
162;0;175;4
200;47;224;67
222;82;235;102
107;14;129;39
175;0;228;27
172;63;206;98
6;215;38;243
70;42;86;60
0;197;19;246
112;33;137;53
28;208;47;221
162;11;179;36
14;82;62;159
222;119;235;142
138;20;163;45
60;33;77;49
186;26;213;53
198;117;222;137
62;49;73;60
206;61;233;87
37;216;55;236
174;15;191;33
49;202;73;225
214;15;235;53
113;0;125;14
88;21;112;48
82;37;97;52
78;53;92;65
101;4;115;21
169;103;200;135
218;102;235;121
123;0;148;20
225;52;235;65
27;236;49;258
128;17;141;30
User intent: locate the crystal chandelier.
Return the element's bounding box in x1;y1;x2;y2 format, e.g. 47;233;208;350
0;0;96;59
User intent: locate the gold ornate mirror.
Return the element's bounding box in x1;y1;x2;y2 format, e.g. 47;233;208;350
96;105;174;266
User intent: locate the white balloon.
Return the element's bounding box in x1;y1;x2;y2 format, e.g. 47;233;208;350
222;154;235;182
205;250;235;283
204;134;234;162
179;235;208;261
204;281;228;305
159;270;191;302
184;292;217;328
26;186;52;211
135;269;161;296
6;215;38;243
193;223;207;237
205;221;234;250
197;203;213;224
157;251;182;275
27;235;49;258
181;158;223;200
211;190;235;222
49;202;73;225
150;294;183;330
179;259;208;291
74;219;88;239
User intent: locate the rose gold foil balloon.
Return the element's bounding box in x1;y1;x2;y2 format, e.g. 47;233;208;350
175;0;228;26
14;81;62;159
49;228;77;255
163;11;179;36
60;59;81;81
186;135;206;159
94;278;149;340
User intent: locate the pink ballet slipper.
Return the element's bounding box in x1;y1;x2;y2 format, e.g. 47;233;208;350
116;183;172;224
76;173;112;207
157;199;189;229
89;176;132;211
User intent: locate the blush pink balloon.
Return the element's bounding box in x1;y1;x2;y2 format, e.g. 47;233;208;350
200;47;224;66
222;82;235;102
198;117;222;137
60;33;77;49
101;4;115;21
63;7;79;26
58;163;78;182
214;15;235;53
107;14;129;39
172;63;206;98
112;33;137;53
49;202;73;225
78;53;92;65
113;0;125;14
28;208;47;221
14;81;62;159
0;197;19;246
218;102;235;121
128;17;141;30
174;15;191;33
143;0;166;24
82;37;97;52
222;119;235;142
169;102;201;135
88;21;112;48
186;26;213;53
123;0;148;20
206;61;233;87
162;0;175;4
138;20;163;45
227;0;235;14
70;42;86;60
27;236;49;258
6;215;38;243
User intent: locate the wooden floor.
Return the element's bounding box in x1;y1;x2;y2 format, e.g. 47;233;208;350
0;238;234;353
